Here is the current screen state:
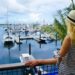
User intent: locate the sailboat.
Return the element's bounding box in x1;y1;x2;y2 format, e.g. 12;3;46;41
3;7;15;46
3;32;15;45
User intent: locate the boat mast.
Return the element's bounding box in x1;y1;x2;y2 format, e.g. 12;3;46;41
6;4;9;36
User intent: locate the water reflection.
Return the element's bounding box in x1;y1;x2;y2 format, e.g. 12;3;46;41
4;42;14;63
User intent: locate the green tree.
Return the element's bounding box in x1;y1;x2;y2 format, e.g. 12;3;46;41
53;0;75;42
54;18;67;41
41;25;54;33
64;0;75;16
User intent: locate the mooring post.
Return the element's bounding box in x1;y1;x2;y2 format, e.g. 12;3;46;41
19;31;20;43
29;43;31;55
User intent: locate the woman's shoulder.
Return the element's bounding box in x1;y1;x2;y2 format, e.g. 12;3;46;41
62;35;71;46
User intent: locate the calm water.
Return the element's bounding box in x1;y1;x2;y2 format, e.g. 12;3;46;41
0;27;61;64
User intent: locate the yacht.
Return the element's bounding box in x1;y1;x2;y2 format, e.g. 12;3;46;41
20;53;34;63
3;32;14;45
33;32;47;44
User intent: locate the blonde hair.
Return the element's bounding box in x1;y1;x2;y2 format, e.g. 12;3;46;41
65;18;75;41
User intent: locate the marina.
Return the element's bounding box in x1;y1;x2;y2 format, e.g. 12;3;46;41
0;26;61;65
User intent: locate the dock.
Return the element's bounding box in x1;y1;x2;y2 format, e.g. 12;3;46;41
20;36;33;40
34;38;46;44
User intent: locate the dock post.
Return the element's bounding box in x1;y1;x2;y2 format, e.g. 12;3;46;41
29;43;31;55
39;31;41;48
18;31;21;51
19;31;20;43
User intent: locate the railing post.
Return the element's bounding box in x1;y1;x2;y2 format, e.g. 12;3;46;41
37;70;42;75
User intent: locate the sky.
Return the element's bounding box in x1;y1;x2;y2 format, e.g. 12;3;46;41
0;0;74;24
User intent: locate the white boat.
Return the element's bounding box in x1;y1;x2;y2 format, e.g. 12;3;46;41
34;38;46;44
3;33;15;45
15;36;22;44
20;53;34;63
32;32;47;44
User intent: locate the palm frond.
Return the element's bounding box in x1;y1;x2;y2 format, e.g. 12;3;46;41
54;19;67;40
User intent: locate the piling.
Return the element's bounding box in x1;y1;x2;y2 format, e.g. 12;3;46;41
29;43;31;55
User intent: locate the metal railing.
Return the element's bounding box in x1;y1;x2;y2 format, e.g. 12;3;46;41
0;62;58;75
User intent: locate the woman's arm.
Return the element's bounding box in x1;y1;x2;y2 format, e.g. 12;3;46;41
59;35;71;57
25;58;57;67
36;58;57;65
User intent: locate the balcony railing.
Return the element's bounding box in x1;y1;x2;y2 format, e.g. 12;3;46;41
0;62;58;75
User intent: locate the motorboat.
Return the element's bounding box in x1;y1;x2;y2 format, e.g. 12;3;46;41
20;53;34;63
38;38;46;44
32;32;47;44
3;33;15;45
15;36;22;44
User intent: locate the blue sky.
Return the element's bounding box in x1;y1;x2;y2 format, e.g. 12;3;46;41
0;0;74;24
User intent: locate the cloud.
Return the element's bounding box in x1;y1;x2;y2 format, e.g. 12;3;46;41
29;13;41;22
0;7;7;16
0;0;72;23
7;0;26;13
0;0;27;15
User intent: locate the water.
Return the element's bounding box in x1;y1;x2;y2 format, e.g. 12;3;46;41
0;27;61;64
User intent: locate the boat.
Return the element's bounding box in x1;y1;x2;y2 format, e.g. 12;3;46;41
33;32;47;44
3;7;15;45
15;36;22;44
34;38;46;44
20;53;36;75
3;33;15;45
38;37;47;43
20;53;34;63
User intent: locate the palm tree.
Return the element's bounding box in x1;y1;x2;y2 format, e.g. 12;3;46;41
64;0;75;16
71;0;75;9
54;18;66;41
53;0;75;42
53;10;67;41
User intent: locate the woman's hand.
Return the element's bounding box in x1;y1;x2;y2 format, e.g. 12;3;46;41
25;60;39;67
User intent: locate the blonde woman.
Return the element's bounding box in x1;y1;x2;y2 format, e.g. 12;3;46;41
25;10;75;75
